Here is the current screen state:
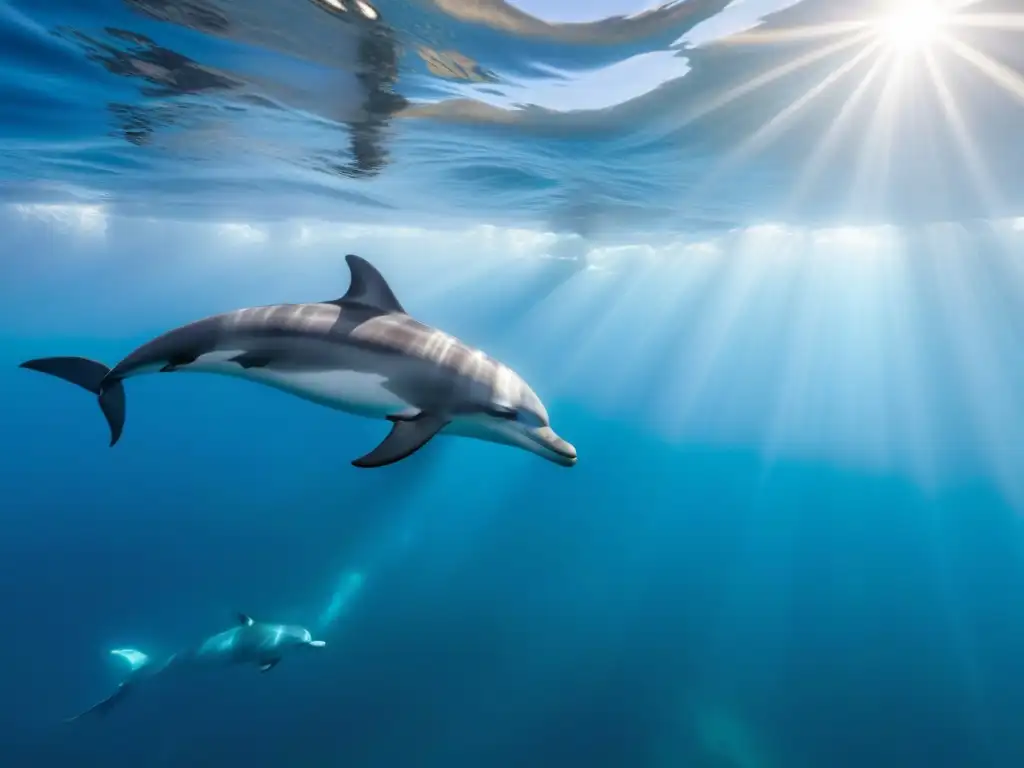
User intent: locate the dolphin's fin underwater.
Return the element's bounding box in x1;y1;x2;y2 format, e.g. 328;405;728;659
19;357;126;446
352;412;449;468
327;254;405;314
237;613;255;627
259;659;281;673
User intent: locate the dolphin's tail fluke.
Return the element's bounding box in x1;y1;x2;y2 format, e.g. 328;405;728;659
19;357;126;446
64;648;153;724
64;683;132;723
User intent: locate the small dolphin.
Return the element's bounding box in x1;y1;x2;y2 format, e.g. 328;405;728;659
21;254;576;468
66;613;326;722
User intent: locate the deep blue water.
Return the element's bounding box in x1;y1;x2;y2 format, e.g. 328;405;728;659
2;0;1024;766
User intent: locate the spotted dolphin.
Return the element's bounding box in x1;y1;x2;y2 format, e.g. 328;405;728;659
66;613;326;722
20;254;576;468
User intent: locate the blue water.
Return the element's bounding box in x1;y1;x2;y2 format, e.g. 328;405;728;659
2;0;1024;766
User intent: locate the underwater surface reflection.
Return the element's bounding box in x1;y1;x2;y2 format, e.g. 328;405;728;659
1;0;1022;230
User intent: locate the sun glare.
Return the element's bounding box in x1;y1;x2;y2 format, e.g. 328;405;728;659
875;1;950;53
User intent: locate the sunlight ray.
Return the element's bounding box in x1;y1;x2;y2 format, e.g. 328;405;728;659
758;233;912;471
788;55;890;210
565;243;747;430
402;229;564;310
942;35;1024;103
990;223;1024;295
847;49;908;211
593;245;723;411
588;284;684;413
881;244;940;489
922;48;1002;210
954;13;1024;31
823;233;908;471
544;256;673;396
718;20;871;46
874;0;955;55
676;31;875;131
416;253;515;307
760;236;831;465
507;266;643;396
665;239;795;439
689;39;882;199
633;226;805;450
921;226;1024;507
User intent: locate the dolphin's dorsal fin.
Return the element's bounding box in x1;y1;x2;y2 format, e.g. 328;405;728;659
327;254;405;314
237;613;255;627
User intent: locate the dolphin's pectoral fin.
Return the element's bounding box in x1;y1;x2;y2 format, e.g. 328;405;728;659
326;254;406;314
160;352;199;372
351;412;449;468
229;351;276;369
259;659;281;673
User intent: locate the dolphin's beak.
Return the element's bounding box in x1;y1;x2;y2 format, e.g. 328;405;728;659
308;640;327;648
529;426;577;467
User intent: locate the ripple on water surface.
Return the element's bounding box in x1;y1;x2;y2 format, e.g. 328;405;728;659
0;0;1022;231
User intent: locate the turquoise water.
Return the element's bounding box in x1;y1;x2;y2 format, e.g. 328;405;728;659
2;1;1024;766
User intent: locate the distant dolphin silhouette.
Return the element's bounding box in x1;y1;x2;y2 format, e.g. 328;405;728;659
66;613;326;722
21;254;576;468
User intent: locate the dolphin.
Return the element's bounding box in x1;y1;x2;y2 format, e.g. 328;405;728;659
66;613;326;722
20;254;576;468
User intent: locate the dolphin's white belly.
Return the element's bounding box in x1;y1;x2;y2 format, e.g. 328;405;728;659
179;351;410;418
250;369;409;416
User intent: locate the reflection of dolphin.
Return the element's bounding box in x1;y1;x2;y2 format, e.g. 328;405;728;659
56;0;406;174
21;254;577;468
121;0;406;176
66;614;326;722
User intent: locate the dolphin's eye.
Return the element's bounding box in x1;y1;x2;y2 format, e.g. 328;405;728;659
487;405;518;420
487;404;545;428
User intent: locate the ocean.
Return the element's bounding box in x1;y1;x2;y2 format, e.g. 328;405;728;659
1;0;1024;765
